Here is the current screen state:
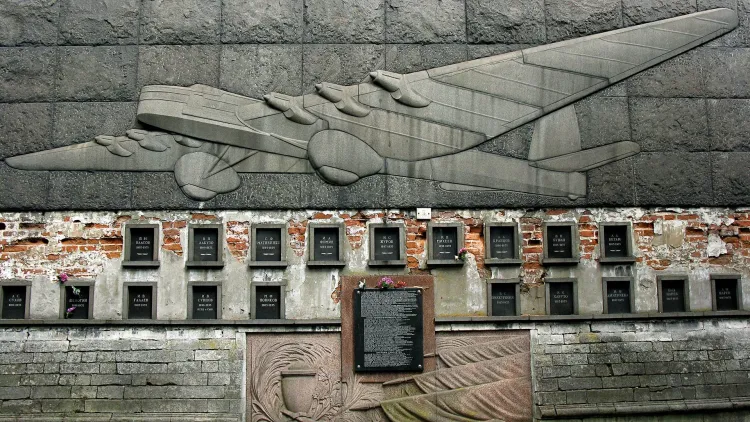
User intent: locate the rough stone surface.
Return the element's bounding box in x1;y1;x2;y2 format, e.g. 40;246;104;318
385;0;466;43
630;98;709;151
704;47;750;98
545;0;623;42
0;0;59;46
59;0;140;45
634;152;713;205
712;152;750;205
626;48;708;98
476;124;533;160
586;157;636;206
220;45;302;99
575;96;631;149
304;0;385;43
53;102;138;148
466;0;546;43
0;103;54;160
140;0;220;44
384;44;468;74
302;44;385;93
622;0;697;25
48;172;133;210
138;45;220;89
56;46;138;101
0;47;56;102
0;162;49;210
222;0;303;43
708;99;750;151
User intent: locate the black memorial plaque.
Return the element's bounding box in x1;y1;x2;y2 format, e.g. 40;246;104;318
255;286;281;319
490;283;517;316
193;228;218;262
432;227;457;260
661;280;686;312
549;283;574;315
130;228;155;261
547;226;573;259
65;286;90;319
313;228;339;261
373;227;400;261
604;226;628;258
489;226;515;259
354;288;423;372
2;286;26;319
256;228;282;262
127;286;153;319
192;286;218;319
715;279;739;311
606;280;631;313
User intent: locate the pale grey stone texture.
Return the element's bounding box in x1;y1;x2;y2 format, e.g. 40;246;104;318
213;174;303;209
48;172;132;210
138;45;220;89
140;0;220;44
0;163;49;210
0;103;53;159
626;48;707;98
385;44;467;74
708;99;750;151
466;0;546;43
586;157;636;206
54;102;138;147
468;44;537;59
634;152;712;205
385;0;466;43
304;0;385;43
222;0;303;43
630;98;709;152
622;0;697;25
220;44;302;99
56;46;137;101
712;152;750;205
704;47;750;97
302;174;387;209
0;47;56;102
302;44;384;93
476;124;533;160
701;0;748;47
59;0;139;45
0;0;59;46
575;97;630;149
545;0;623;42
131;173;204;210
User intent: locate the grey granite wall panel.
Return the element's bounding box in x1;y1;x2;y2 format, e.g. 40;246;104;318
708;99;750;151
385;0;466;43
545;0;624;42
384;44;468;74
0;0;59;46
466;0;546;44
219;44;303;98
140;0;221;44
131;172;204;210
575;96;631;150
0;163;49;210
222;0;303;43
138;45;220;89
703;47;750;97
56;46;138;101
59;0;140;46
626;48;708;98
712;152;750;205
0;103;54;159
475;124;534;160
586;157;637;206
47;172;133;210
302;44;385;93
634;152;713;205
53;102;139;150
630;98;710;151
622;0;698;25
303;0;385;43
0;47;57;102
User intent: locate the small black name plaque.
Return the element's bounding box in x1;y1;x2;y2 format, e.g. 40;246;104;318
128;286;153;319
489;226;515;259
547;226;572;259
549;283;574;315
606;280;631;314
661;280;686;312
314;228;339;261
715;279;738;311
130;228;155;261
193;228;218;262
2;286;26;319
603;226;628;258
373;227;400;261
490;283;517;316
255;228;282;262
65;286;90;320
192;286;218;319
255;286;281;319
432;227;457;260
354;288;423;372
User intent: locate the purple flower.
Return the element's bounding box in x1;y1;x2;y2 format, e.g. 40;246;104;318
66;306;76;313
58;273;68;283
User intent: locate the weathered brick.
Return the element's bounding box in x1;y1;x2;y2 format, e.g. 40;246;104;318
542;366;571;378
20;374;57;386
167;361;201;374
140;398;208;413
115;350;175;363
201;361;219;372
40;398;84;413
586;388;634;403
602;376;640;388
536;391;567;405
208;373;230;386
97;385;124;399
117;363;167;374
90;375;132;386
70;340;132;352
23;341;68;353
71;386;97;399
59;363;99;374
0;386;30;400
31;386;71;399
559;377;603;391
85;399;140;413
0;354;32;364
194;350;227;361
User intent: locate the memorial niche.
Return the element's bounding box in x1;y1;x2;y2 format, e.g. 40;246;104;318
1;286;26;319
606;280;631;314
489;226;515;260
255;286;281;319
546;226;573;259
127;286;153;319
129;228;155;261
314;227;339;261
65;286;90;320
193;228;218;262
661;280;686;313
255;228;282;262
714;279;739;311
354;288;423;372
490;283;517;316
192;286;218;319
548;282;575;315
432;227;458;260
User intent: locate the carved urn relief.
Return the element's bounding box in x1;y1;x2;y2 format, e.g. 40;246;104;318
280;363;318;415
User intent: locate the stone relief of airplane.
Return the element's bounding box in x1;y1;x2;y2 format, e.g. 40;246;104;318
4;9;738;202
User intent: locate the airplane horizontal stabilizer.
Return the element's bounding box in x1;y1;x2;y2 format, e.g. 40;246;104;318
529;141;640;172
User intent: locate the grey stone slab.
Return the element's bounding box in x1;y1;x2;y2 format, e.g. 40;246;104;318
220;44;302;99
586;157;636;206
59;0;139;45
304;0;384;43
56;46;137;101
301;174;387;208
0;47;56;102
709;99;750;151
131;172;205;210
138;45;220;89
302;44;384;94
54;102;138;149
476;123;533;160
384;44;467;74
712;152;750;205
140;0;220;44
702;0;748;47
634;152;713;205
704;47;750;98
545;0;623;42
0;103;54;159
0;162;49;210
0;0;59;46
575;97;630;150
385;0;466;43
467;44;537;59
222;0;303;43
47;171;133;210
626;48;707;98
623;0;697;26
466;0;546;44
213;174;304;209
630;98;709;152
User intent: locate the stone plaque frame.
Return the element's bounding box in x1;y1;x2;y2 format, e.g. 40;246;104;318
251;281;286;319
426;222;465;267
186;223;224;268
122;223;160;268
484;222;522;265
486;279;521;316
59;279;95;319
599;222;636;263
657;275;690;313
0;280;31;320
368;222;407;267
542;222;579;265
248;223;288;268
602;277;635;314
187;282;222;320
122;282;158;320
307;222;346;267
545;278;578;315
710;274;743;312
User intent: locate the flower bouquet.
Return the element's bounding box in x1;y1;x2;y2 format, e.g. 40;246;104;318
375;276;407;290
